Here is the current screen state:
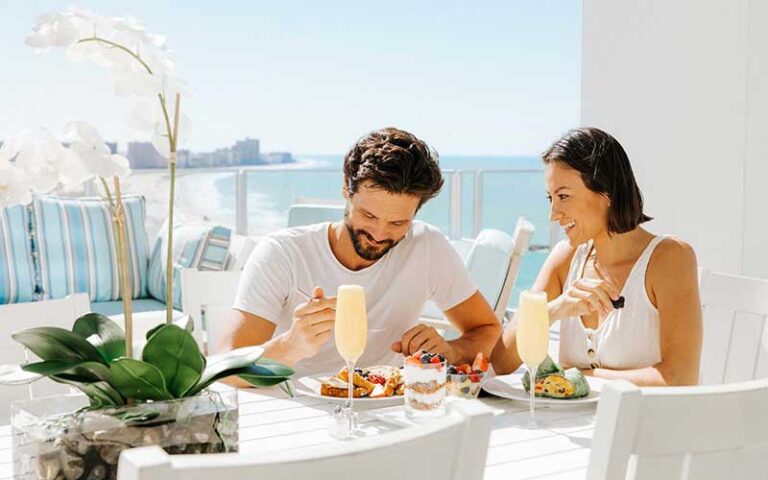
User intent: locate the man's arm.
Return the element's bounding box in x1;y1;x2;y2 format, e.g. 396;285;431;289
392;290;501;365
221;288;336;387
443;290;503;363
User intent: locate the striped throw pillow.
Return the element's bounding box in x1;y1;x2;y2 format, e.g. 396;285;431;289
0;205;37;304
31;195;150;302
147;222;231;310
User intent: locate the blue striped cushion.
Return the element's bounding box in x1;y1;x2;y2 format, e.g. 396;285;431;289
31;195;150;302
0;205;37;304
147;223;231;310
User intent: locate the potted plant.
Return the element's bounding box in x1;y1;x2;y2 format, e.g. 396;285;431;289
0;8;294;480
7;313;293;480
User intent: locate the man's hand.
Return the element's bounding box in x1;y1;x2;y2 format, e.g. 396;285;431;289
283;287;336;362
391;324;455;362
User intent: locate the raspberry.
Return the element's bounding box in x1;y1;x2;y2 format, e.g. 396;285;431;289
368;374;386;385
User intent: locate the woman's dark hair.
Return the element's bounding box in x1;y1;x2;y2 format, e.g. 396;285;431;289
542;127;652;234
343;127;443;209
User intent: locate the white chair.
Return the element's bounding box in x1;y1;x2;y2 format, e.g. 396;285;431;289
421;217;535;332
0;293;90;422
587;378;768;480
180;269;242;352
699;270;768;384
117;400;494;480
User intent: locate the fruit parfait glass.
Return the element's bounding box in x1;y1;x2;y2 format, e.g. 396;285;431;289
403;351;448;419
446;353;489;399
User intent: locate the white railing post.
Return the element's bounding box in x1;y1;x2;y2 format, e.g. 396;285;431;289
449;171;462;240
236;170;248;235
473;170;484;237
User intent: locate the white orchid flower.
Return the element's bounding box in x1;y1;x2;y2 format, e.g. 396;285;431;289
0;162;33;208
61;121;131;179
0;127;88;201
25;12;79;49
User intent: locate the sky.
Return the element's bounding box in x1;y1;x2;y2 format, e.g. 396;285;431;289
0;1;581;156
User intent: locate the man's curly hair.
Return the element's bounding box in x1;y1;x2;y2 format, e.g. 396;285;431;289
343;127;444;209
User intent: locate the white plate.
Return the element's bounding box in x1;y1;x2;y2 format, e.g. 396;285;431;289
482;372;606;405
296;373;404;404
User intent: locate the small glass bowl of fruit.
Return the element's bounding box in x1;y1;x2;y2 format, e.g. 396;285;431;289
446;352;489;399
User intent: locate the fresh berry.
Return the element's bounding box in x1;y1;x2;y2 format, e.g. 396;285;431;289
429;355;442;364
420;355;431;364
456;364;472;374
368;374;386;385
468;373;482;383
447;366;458;375
471;352;489;373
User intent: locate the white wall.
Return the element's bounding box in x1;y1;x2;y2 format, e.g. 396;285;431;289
581;0;768;277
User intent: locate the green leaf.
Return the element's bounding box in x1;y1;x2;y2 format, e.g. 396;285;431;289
188;346;265;395
110;358;172;401
23;361;112;383
52;378;125;408
142;325;204;397
190;353;293;396
232;360;294;388
278;380;295;398
145;323;164;340
13;327;105;364
72;313;125;363
146;316;194;340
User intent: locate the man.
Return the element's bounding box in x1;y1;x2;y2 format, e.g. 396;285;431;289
226;127;501;377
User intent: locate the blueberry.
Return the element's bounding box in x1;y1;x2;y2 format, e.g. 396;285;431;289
447;366;458;375
420;355;431;364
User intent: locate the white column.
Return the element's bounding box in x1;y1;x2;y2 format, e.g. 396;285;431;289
581;0;768;277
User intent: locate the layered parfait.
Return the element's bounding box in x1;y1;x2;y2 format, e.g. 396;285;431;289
403;351;447;418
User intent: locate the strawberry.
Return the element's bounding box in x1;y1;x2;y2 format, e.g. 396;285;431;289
368;374;386;385
429;355;442;364
472;352;489;372
468;372;482;383
456;364;472;374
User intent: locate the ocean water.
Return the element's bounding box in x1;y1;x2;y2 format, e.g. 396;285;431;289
126;154;553;308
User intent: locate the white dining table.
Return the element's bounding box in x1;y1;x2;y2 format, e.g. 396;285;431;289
0;380;596;480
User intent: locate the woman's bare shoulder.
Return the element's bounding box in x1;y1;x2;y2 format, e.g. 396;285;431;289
647;236;698;287
547;240;579;277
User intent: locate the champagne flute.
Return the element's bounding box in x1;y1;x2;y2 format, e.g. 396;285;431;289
515;290;550;427
333;284;367;438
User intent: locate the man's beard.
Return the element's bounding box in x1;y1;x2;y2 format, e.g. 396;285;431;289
344;218;401;261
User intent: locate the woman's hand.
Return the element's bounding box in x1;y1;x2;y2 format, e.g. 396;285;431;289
550;277;620;320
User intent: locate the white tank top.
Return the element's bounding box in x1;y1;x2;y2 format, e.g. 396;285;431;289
558;236;666;370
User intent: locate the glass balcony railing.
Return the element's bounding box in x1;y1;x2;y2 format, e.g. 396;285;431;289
118;166;554;307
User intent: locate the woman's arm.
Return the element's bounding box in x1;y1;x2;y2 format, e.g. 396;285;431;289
491;241;574;374
588;238;703;386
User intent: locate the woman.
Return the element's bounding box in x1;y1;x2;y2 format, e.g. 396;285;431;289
491;128;702;386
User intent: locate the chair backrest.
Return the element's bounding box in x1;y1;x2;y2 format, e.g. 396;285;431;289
0;293;90;422
180;269;242;351
698;270;768;384
118;400;494;480
464;218;534;320
587;378;768;480
287;204;344;228
419;218;534;333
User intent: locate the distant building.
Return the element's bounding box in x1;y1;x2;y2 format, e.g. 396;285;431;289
232;138;260;165
127;142;165;169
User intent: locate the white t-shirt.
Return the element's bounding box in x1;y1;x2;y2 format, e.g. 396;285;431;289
232;221;477;377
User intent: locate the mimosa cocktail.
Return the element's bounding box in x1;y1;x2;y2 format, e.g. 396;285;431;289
333;284;367;438
515;290;549;426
